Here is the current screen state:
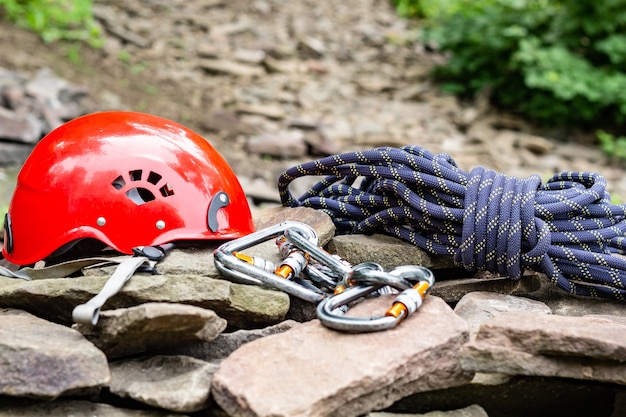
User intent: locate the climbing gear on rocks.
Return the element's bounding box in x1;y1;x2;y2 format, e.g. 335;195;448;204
214;221;435;331
0;111;254;325
278;145;626;301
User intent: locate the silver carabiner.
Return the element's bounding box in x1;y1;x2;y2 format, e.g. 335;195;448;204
317;265;435;332
214;221;327;303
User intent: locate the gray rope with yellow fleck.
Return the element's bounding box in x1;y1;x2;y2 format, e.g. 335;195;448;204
277;145;626;301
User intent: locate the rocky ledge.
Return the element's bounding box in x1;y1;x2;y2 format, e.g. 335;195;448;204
0;206;625;417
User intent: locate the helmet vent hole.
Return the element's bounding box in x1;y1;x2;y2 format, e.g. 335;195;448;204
130;170;143;181
160;183;175;197
148;171;162;185
126;187;156;205
112;176;126;190
113;170;174;202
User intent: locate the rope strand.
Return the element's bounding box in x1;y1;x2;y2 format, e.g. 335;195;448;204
277;146;626;301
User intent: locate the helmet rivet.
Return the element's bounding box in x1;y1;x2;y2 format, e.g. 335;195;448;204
156;220;166;230
97;217;106;227
219;193;228;203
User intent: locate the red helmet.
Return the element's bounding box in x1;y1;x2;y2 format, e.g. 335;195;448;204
3;111;255;265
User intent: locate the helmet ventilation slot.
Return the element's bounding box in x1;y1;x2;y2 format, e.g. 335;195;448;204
126;187;156;205
111;170;175;205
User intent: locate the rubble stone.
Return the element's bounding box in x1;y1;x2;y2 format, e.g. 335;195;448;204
0;309;109;399
159;319;298;361
247;130;308;158
73;302;227;359
109;355;218;413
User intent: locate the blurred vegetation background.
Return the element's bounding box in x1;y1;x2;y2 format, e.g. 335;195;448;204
393;0;626;158
2;0;626;158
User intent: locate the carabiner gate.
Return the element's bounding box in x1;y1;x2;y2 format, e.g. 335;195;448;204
214;221;339;303
317;265;435;333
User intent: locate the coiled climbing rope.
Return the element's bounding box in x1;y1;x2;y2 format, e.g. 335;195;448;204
277;145;626;301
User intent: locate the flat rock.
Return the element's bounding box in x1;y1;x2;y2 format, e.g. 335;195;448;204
109;355;218;413
430;271;544;304
160;319;298;361
454;291;552;339
211;296;472;417
327;233;454;271
0;309;109;399
73;302;227;359
0;274;289;329
460;312;626;384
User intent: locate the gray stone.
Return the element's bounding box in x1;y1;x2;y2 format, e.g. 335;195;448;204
430;271;544;304
0;107;42;143
496;130;555;155
237;103;287;120
525;278;626;318
200;110;259;137
212;296;472;417
239;176;282;204
110;355;218;413
199;59;265;77
0;274;289;329
0;399;185;417
160;319;298;361
460;312;626;384
252;206;337;246
454;291;551;339
247;130;307;158
73;302;227;359
0;309;109;399
327;233;455;271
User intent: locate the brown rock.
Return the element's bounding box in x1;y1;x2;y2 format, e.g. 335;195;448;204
461;312;626;384
73;302;227;359
212;296;472;417
454;291;551;339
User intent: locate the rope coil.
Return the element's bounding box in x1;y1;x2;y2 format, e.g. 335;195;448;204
277;145;626;301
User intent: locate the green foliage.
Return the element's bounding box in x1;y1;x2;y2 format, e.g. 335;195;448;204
415;0;626;131
597;130;626;161
391;0;478;19
391;0;424;18
0;0;103;47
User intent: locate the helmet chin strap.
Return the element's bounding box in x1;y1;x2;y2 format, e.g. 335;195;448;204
0;244;176;326
72;256;155;325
